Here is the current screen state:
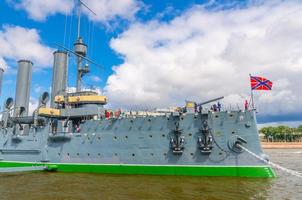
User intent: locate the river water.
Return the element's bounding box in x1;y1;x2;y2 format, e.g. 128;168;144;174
0;149;301;200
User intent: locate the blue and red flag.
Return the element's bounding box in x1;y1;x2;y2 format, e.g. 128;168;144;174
250;76;273;90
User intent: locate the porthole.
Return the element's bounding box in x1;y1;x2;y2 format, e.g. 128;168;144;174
219;152;223;155
114;136;117;140
58;153;60;156
162;134;165;137
230;114;234;117
125;136;128;139
77;153;80;156
149;135;153;138
148;118;151;122
215;115;219;118
180;117;184;120
150;153;154;156
132;153;135;157
163;153;167;156
232;131;235;134
190;153;194;156
98;153;101;156
189;133;192;136
114;153;118;156
167;118;170;120
98;137;101;140
67;153;70;156
87;153;90;156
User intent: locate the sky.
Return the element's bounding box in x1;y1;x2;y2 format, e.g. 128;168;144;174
0;0;302;124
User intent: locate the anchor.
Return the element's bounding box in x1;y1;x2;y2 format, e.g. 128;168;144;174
170;121;185;155
198;120;213;154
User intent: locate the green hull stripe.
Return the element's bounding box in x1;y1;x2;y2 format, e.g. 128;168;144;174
0;161;276;178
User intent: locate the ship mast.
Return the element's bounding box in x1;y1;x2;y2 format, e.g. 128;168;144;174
74;0;96;92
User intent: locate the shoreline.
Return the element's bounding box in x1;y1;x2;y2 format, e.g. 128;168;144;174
261;142;302;149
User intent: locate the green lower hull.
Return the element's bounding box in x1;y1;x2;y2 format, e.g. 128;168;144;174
0;161;276;178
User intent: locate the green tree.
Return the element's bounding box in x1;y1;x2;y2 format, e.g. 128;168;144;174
297;125;302;132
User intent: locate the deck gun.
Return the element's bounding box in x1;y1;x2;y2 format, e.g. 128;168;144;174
197;96;224;107
185;96;224;113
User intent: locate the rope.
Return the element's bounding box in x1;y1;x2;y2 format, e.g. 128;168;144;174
63;12;68;46
88;21;95;56
68;11;74;49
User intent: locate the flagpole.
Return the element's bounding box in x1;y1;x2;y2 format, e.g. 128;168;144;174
249;74;255;109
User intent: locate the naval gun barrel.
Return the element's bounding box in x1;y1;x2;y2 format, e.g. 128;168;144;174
197;96;224;106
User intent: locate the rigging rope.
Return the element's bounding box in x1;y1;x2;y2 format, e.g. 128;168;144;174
63;12;68;46
88;21;95;57
68;11;74;49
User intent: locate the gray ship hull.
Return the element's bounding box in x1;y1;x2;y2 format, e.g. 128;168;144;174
0;110;275;177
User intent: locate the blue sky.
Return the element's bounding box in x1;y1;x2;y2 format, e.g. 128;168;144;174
0;0;208;96
1;0;302;124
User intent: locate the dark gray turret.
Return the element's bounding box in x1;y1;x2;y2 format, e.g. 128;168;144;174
14;60;32;117
51;51;68;107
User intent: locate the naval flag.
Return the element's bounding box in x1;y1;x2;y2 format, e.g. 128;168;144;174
250;76;273;91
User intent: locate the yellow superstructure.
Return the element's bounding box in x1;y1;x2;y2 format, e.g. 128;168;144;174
186;101;195;108
38;108;60;117
67;95;107;104
54;95;65;103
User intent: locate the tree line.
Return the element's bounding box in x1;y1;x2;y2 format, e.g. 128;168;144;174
259;125;302;142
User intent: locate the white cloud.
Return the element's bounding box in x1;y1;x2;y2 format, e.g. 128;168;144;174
105;1;302;117
90;75;101;82
33;84;45;94
8;0;74;21
0;25;54;70
83;0;141;23
8;0;141;23
28;97;39;115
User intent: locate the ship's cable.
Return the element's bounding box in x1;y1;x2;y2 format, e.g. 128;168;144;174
238;144;302;178
68;10;74;49
63;12;68;47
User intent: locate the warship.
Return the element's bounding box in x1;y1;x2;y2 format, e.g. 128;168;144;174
0;1;275;178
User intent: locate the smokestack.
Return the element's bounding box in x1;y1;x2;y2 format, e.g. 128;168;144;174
14;60;33;117
0;68;4;96
51;51;68;107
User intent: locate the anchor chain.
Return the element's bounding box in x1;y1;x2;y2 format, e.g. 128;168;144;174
238;144;302;178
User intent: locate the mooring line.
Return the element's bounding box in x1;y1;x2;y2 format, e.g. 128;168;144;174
238;145;302;178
